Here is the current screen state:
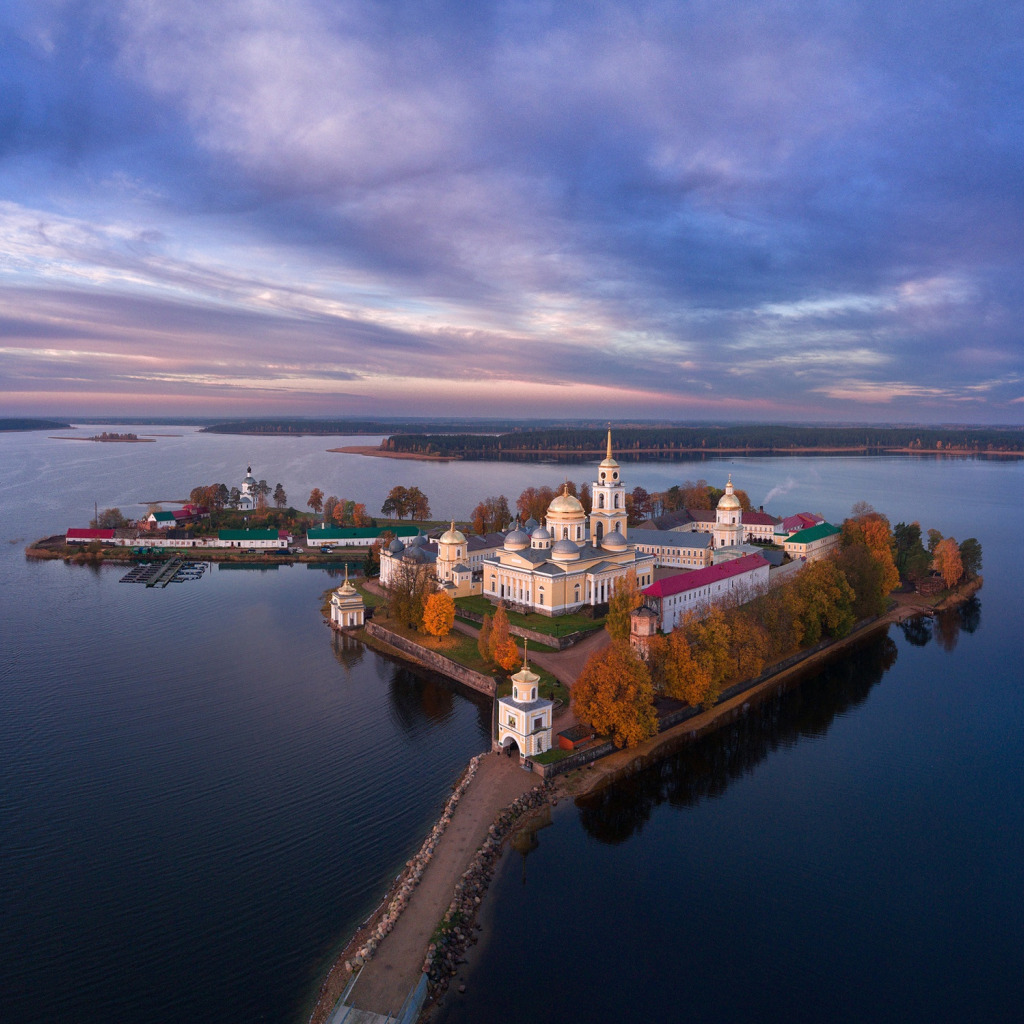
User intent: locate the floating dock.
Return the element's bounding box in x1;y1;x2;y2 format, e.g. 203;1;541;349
119;558;208;586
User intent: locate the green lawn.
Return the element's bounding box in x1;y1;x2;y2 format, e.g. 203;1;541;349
374;613;497;675
455;595;605;638
532;746;574;765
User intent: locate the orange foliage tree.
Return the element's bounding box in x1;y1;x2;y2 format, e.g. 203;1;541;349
488;602;521;672
572;641;657;748
842;510;900;596
422;591;456;637
932;537;963;588
648;629;715;707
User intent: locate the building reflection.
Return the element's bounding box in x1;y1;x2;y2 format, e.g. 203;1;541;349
330;631;365;672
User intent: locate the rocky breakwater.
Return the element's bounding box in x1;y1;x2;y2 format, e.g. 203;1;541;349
341;754;484;975
422;783;551;995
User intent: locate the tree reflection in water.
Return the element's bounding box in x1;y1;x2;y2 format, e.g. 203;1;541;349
899;597;982;653
575;632;899;846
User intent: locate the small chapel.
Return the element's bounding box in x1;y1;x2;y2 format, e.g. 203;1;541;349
494;649;553;759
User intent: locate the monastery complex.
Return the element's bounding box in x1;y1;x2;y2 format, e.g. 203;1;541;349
378;432;841;627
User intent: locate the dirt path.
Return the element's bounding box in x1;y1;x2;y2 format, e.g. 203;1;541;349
346;754;535;1018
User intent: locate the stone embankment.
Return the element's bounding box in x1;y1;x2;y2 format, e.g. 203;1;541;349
422;784;551;996
363;621;496;696
340;755;485;976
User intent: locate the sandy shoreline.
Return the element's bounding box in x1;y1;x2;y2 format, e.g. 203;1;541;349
327;445;457;461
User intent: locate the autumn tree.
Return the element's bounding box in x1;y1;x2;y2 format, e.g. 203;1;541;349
307;488;324;518
365;531;393;577
605;569;643;642
381;485;409;519
792;558;855;644
682;606;733;697
407;486;431;520
488;601;520;671
576;481;592;514
745;584;805;659
351;503;372;527
836;542;888;619
927;528;943;554
727;612;769;682
841;510;899;596
422;590;456;637
333;499;360;527
932;537;963;589
471;495;512;534
477;613;492;662
893;521;930;581
323;495;339;524
273;483;287;508
626;486;652;526
492;635;521;673
958;538;982;580
255;480;271;511
90;507;130;529
384;561;434;629
516;485;555;523
648;630;715;707
572;641;657;749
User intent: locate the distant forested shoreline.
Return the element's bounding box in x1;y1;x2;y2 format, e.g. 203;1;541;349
382;425;1024;458
1;418;72;432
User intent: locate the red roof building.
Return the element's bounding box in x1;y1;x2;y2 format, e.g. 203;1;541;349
66;528;115;543
781;512;824;535
643;553;771;631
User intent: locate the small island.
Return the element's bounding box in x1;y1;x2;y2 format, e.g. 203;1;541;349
52;431;155;443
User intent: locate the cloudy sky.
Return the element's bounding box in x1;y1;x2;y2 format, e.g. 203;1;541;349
2;0;1023;422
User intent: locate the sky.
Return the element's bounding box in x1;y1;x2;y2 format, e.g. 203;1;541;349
2;0;1023;423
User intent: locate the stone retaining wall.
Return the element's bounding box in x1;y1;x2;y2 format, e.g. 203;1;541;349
364;621;496;696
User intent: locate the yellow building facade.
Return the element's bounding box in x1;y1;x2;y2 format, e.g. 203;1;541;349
481;433;655;616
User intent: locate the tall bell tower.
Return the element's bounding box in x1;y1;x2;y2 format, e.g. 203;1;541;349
589;429;627;546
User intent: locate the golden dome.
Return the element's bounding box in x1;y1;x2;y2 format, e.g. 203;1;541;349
718;475;741;511
547;483;585;516
439;521;466;545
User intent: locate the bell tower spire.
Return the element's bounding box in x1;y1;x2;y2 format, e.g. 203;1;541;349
591;427;625;546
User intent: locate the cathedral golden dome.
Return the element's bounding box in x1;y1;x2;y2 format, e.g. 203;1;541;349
547;484;585;516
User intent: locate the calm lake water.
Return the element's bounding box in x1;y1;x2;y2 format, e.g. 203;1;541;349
2;426;1022;1023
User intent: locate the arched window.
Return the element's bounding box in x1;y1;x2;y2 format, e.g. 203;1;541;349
598;494;605;508
562;527;569;539
574;583;581;601
614;493;620;508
